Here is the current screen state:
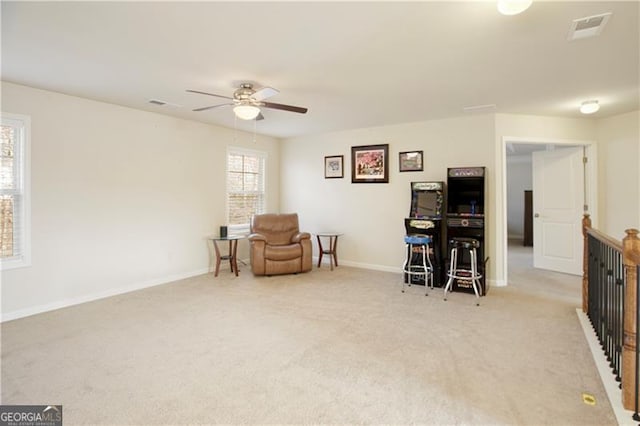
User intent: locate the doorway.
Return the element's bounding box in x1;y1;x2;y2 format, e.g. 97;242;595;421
500;137;597;288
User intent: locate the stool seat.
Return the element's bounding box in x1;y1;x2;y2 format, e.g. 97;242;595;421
449;237;479;249
405;234;432;245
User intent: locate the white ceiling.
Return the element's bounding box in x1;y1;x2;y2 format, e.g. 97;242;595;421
2;1;638;139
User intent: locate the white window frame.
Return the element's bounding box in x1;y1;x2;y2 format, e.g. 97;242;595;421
226;146;267;235
0;113;31;270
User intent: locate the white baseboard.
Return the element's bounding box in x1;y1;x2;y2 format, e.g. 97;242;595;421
489;279;507;287
338;259;400;273
1;268;209;323
313;257;506;285
312;255;400;273
3;262;505;322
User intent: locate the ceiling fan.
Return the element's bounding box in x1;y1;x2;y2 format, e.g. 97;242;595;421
187;83;308;121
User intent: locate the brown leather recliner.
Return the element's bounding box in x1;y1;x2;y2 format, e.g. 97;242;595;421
248;213;313;276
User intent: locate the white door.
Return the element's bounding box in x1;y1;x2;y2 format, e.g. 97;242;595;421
532;147;584;275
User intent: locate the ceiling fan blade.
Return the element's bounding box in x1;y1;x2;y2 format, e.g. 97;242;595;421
186;89;233;100
262;101;308;114
192;103;233;112
256;112;265;121
252;86;279;102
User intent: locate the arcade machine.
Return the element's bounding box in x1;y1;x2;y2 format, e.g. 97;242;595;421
445;167;488;295
404;181;445;287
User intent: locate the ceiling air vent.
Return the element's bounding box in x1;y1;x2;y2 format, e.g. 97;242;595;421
147;99;182;109
568;12;612;41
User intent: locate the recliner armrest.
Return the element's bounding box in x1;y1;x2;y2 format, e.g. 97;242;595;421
248;233;267;242
291;232;311;243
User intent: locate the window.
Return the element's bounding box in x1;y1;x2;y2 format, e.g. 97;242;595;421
226;147;266;233
1;114;30;270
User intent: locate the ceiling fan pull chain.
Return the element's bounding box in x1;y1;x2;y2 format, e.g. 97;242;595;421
253;118;257;144
233;114;237;144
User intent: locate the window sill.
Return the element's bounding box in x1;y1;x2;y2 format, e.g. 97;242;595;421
229;225;251;236
0;256;31;271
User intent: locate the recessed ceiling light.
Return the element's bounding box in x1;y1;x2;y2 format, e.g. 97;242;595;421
497;0;533;16
580;100;600;114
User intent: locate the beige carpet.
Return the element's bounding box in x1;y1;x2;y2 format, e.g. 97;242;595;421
1;253;615;425
506;240;583;305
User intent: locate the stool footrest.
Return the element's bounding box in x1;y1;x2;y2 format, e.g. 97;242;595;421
404;269;431;275
447;270;483;280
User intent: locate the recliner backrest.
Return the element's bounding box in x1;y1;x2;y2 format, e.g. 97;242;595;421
251;213;300;246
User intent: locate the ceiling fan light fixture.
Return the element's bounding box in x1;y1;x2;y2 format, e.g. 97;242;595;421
233;104;261;120
580;100;600;114
497;0;533;15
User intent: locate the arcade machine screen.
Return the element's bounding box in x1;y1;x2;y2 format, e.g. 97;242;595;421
414;191;439;217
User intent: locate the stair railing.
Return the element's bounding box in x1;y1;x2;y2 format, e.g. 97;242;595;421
582;214;640;414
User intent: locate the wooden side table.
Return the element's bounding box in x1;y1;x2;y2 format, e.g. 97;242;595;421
316;232;343;271
208;235;244;277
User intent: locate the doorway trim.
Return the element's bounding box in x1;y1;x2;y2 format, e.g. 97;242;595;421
498;136;598;286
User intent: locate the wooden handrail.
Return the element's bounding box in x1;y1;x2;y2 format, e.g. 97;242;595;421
586;226;623;251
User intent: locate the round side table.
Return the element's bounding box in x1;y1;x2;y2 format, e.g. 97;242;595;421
208;235;244;277
316;232;343;271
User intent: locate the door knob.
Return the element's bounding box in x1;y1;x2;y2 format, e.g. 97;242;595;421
534;213;540;218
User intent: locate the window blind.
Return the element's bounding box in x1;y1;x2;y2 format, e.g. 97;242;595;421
226;148;266;232
0;115;28;268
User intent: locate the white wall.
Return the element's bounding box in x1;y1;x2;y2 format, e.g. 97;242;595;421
596;110;640;238
506;156;532;239
3;80;636;319
0;82;280;320
281;115;496;279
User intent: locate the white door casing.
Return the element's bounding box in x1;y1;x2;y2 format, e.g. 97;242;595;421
532;147;584;275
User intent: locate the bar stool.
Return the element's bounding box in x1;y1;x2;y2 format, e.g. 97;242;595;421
402;234;434;295
443;237;482;306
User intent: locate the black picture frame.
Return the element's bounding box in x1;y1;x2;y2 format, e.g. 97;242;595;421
324;155;344;179
399;151;424;172
351;144;389;183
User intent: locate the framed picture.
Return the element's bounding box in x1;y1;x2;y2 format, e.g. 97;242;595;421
399;151;424;172
324;155;344;179
351;144;389;183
